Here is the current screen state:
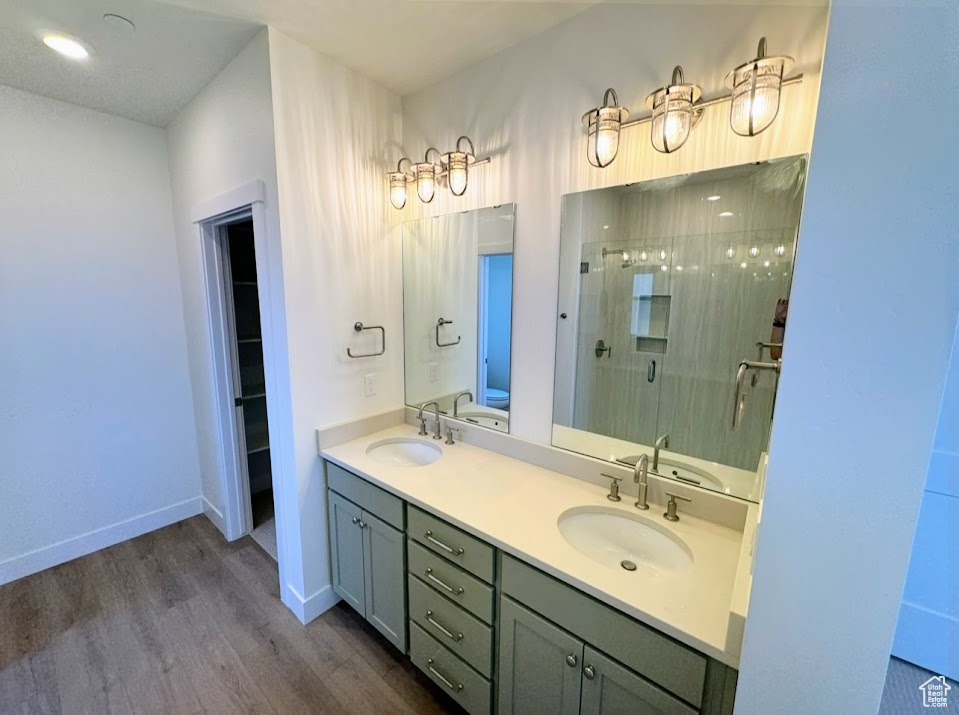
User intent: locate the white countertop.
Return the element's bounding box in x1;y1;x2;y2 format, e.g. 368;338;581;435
321;423;745;667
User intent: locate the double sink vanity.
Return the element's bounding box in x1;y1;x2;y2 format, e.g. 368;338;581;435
320;422;750;714
321;155;808;712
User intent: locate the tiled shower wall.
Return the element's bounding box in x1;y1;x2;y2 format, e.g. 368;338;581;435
568;161;805;470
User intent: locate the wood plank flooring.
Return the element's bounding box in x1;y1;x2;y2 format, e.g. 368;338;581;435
0;516;462;714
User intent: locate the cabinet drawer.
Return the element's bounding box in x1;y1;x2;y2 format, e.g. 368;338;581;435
409;622;491;715
327;462;404;531
408;506;495;583
408;540;494;624
501;554;707;707
408;574;493;677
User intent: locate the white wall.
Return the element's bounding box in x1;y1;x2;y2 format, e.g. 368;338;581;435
400;2;827;444
166;28;285;526
165;29;311;616
0;85;201;583
267;28;404;615
737;4;959;712
893;318;959;680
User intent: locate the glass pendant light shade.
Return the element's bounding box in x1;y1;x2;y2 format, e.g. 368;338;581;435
413;148;441;203
386;157;412;210
441;136;476;196
646;66;702;154
726;38;794;137
582;88;629;168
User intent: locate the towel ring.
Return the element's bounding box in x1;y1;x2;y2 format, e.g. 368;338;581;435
347;322;386;358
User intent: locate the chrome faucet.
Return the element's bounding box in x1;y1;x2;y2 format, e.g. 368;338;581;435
417;401;443;440
453;390;473;417
653;434;669;472
633;454;650;510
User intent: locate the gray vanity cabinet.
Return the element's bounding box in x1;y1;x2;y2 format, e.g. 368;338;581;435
327;464;407;653
361;510;407;649
579;646;696;715
328;491;366;613
498;596;583;715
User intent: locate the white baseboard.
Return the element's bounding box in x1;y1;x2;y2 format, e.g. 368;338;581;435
282;582;340;624
0;497;204;586
202;497;227;537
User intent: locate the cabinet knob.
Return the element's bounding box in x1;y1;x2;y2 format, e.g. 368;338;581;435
583;664;595;680
351;517;359;524
357;521;367;529
565;654;578;668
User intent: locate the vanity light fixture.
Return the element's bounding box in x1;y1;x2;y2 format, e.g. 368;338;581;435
706;195;721;201
579;38;803;167
774;244;787;256
442;136;476;196
726;37;794;137
639;250;649;262
583;88;630;168
413;148;442;203
725;246;736;259
386;138;491;209
386;157;413;210
646;66;703;154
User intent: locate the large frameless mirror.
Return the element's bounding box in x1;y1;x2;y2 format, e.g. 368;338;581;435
553;157;808;501
403;205;515;433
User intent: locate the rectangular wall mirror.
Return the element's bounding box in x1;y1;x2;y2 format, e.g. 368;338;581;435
553;157;808;502
403;204;515;433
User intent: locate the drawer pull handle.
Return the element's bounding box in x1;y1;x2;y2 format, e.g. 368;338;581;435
425;530;464;556
427;658;464;693
425;610;463;642
425;568;464;595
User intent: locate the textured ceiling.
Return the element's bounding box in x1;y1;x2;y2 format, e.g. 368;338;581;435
152;0;598;96
0;0;260;126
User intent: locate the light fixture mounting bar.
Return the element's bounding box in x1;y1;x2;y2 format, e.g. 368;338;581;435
620;74;803;130
436;155;491;180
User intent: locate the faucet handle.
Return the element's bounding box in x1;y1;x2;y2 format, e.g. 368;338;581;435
601;473;622;502
418;417;428;436
663;492;692;522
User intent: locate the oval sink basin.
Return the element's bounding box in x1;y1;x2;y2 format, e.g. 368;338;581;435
365;438;442;467
457;412;509;430
658;459;724;491
557;506;693;575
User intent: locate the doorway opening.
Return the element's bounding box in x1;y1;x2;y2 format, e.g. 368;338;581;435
220;218;276;559
477;253;513;411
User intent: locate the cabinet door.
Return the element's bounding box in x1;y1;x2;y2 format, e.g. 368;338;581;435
328;492;365;614
362;510;407;652
498;597;583;715
580;646;697;715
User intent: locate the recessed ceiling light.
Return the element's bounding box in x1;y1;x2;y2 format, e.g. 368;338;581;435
43;34;90;60
706;195;721;201
719;211;734;217
103;13;136;34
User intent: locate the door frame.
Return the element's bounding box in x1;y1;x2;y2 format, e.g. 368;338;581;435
195;181;280;543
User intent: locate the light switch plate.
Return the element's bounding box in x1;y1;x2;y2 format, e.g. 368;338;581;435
364;373;376;397
429;362;438;383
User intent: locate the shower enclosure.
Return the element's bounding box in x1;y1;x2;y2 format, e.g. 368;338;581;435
556;157;807;475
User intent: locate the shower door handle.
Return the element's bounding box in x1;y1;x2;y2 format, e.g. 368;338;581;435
647;360;656;383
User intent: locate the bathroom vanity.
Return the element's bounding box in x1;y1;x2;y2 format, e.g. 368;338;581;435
321;424;746;714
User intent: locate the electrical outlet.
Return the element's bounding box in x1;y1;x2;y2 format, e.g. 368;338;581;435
364;373;376;397
429;362;438;383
